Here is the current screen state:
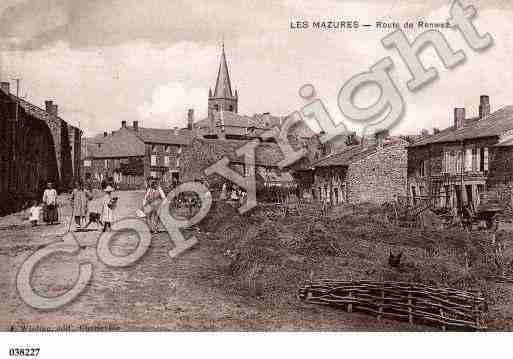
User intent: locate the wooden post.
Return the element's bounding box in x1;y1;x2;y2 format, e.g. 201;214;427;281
440;308;446;331
377;288;384;321
408;292;413;324
474;292;481;329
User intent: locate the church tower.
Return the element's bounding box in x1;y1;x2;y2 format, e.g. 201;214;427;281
208;43;238;120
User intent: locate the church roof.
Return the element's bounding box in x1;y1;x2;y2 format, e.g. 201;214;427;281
213;44;234;99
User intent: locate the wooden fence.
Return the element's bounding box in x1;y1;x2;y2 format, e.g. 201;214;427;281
298;280;487;331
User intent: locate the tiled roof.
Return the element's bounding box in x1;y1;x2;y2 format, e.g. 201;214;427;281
410;106;513;147
11;96;58;123
128;126;192;145
312;139;405;168
196;112;282;130
84;128;145;158
10;95;78;131
190;137;285;167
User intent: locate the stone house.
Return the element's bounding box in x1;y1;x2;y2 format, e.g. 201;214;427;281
0;82;80;214
179;137;295;197
296;135;407;205
82;121;191;189
407;95;513;210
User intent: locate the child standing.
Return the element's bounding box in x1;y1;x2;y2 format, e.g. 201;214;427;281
28;201;42;227
101;186;117;232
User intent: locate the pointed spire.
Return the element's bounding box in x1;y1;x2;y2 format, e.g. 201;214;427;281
213;41;233;99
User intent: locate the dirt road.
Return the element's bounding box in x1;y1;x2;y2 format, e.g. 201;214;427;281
0;190;423;331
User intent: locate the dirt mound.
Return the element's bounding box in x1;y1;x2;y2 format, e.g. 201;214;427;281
198;201;243;233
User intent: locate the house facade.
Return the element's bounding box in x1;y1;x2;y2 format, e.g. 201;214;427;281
179;137;295;198
407;95;513;210
303;136;407;205
82;121;191;189
0;81;80;214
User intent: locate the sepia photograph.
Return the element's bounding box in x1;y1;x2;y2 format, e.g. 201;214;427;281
1;0;512;357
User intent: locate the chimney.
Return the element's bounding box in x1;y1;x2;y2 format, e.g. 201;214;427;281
133;121;139;131
121;120;127;128
45;100;54;114
433;127;440;134
187;109;194;130
0;82;10;94
479;95;490;119
103;131;108;137
454;107;465;129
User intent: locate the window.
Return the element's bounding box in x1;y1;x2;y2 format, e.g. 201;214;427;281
151;145;158;153
150;171;158;178
456;150;463;173
229;105;234;111
164;156;170;167
151;155;157;166
478;147;489;172
84;160;91;167
419;160;425;177
464;148;472;172
472;148;478;171
165;145;171;153
104;159;108;168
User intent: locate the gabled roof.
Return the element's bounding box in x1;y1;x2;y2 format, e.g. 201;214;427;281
213;45;234;99
127;126;192;145
312;139;405;168
189;137;285;167
11;96;60;123
196;112;282;130
9;95;79;131
410;106;513;147
84;128;145;158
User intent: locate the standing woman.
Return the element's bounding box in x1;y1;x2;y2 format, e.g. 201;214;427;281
143;179;166;234
42;181;58;225
71;181;89;229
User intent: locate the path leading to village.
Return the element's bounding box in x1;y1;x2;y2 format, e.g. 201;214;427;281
0;190;421;331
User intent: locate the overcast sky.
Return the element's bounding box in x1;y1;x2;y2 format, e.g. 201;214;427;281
0;0;511;136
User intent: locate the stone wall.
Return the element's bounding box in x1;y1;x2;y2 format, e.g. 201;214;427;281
346;143;407;204
0;92;59;215
487;146;513;203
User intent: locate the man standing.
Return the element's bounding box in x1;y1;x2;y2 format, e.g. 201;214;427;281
42;181;58;225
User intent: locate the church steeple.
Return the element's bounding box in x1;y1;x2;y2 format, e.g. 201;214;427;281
208;42;238;120
213;41;233;98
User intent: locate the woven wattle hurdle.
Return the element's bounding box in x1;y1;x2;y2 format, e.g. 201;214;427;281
298;280;487;330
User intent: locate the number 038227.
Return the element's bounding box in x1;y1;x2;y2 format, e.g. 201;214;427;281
9;348;40;357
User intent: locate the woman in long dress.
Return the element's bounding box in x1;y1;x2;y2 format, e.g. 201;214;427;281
143;180;166;234
42;181;58;225
101;186;116;232
71;181;91;229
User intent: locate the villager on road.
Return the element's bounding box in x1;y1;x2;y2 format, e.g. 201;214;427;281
71;181;92;229
42;181;58;225
101;185;117;232
143;179;166;234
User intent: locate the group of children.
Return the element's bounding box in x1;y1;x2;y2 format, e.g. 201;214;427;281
27;183;118;232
